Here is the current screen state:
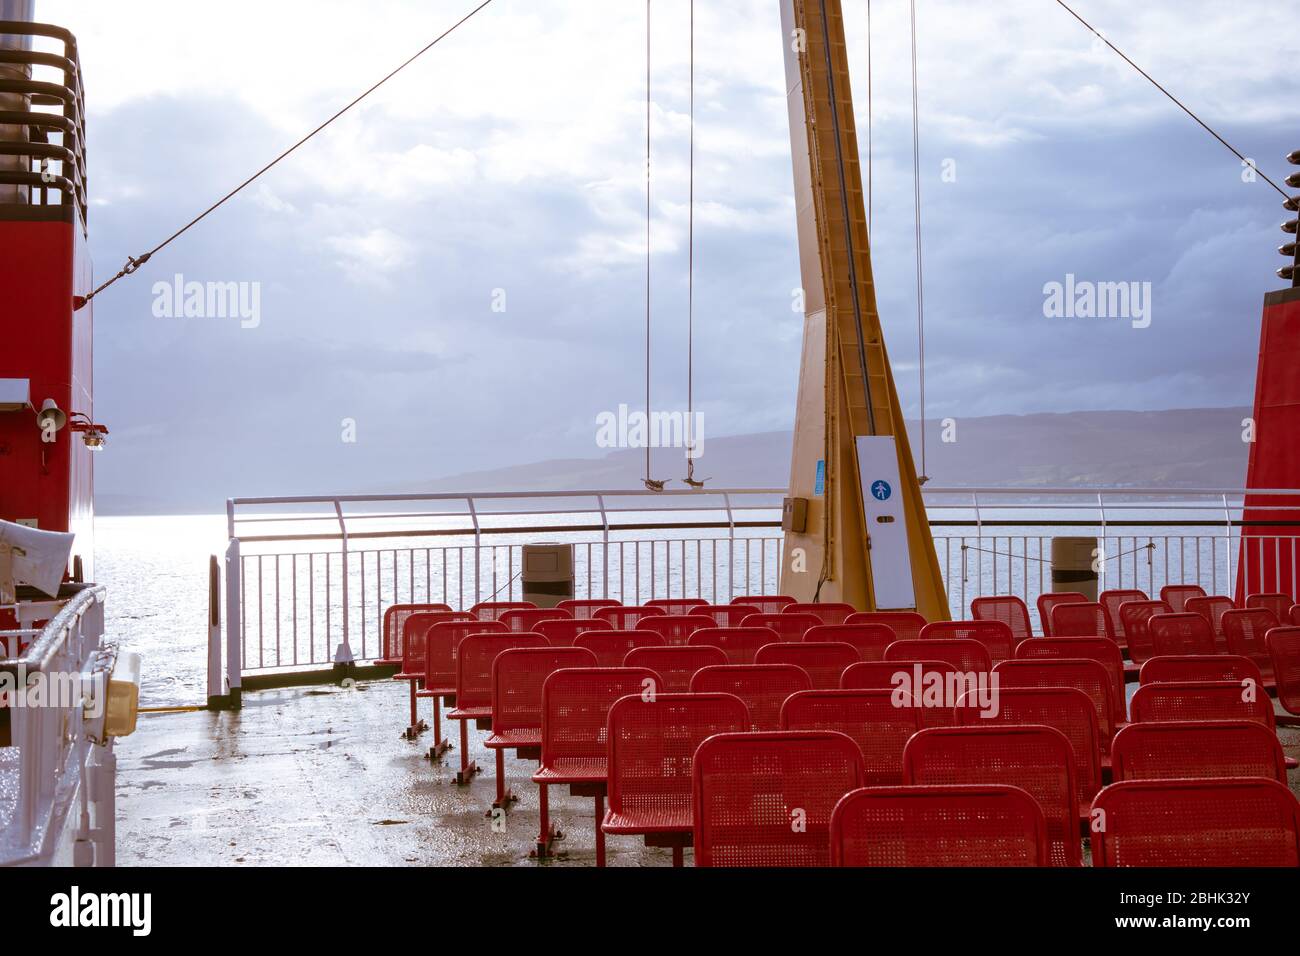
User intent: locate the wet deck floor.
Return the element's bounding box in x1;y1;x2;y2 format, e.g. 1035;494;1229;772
115;678;1300;867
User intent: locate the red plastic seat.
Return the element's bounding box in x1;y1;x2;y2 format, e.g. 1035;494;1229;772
830;785;1051;868
645;598;708;614
472;601;536;622
393;611;486;735
884;638;992;674
741;612;821;643
1014;637;1126;720
956;686;1103;811
623;645;727;692
687;626;779;665
971;596;1033;644
1049;602;1114;643
601;692;750;866
693;731;864;868
920;620;1015;664
1036;592;1087;636
532;666;662;864
1185;595;1236;652
532;617;606;647
556;598;622;619
499;607;571;633
1091;778;1300;867
1119;600;1171;666
754;642;861;690
847;611;927;641
689;664;812;731
1148;612;1217;657
902;726;1080;867
1110;721;1287;783
780;688;922;786
783;602;856;626
1246;592;1292;622
1268;626;1300;718
1138;654;1263;686
573;629;665;667
418;620;509;757
638;614;713;646
1221;608;1279;682
805;623;898;661
1099;589;1147;646
447;633;549;785
1159;584;1207;613
593;605;667;629
840;660;961;728
1291;604;1300;627
379;603;452;665
733;595;796;615
994;658;1120;748
697;604;761;628
1128;680;1276;730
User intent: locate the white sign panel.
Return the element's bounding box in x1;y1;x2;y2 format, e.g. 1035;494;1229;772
855;435;916;610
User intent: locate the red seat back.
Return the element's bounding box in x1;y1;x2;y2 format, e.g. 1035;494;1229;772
783;602;856;626
425;620;508;691
532;618;606;647
1099;589;1147;642
994;657;1120;742
1036;592;1087;636
490;647;598;736
687;626;779;665
605;693;751;825
1110;721;1287;784
1049;601;1113;641
847;611;926;641
805;623;897;662
741;612;821;643
689;664;813;731
1128;680;1275;730
1159;584;1207;613
644;598;708;614
638;614;713;646
1148;612;1217;657
780;689;921;787
733;595;796;615
840;659;959;728
1119;600;1171;665
920;620;1015;664
1091;778;1300;867
538;667;661;768
399;611;473;673
697;604;761;628
1184;595;1235;644
455;633;549;709
499;608;571;633
693;731;864;867
382;603;452;662
1139;654;1262;687
593;605;667;629
902;726;1079;867
830;785;1050;868
956;686;1102;808
971;596;1033;643
1246;592;1292;622
471;601;536;622
1221;608;1279;678
884;638;992;674
1291;604;1300;627
573;629;665;667
624;645;728;692
754;642;861;690
1267;626;1300;716
555;598;621;619
1014;637;1125;720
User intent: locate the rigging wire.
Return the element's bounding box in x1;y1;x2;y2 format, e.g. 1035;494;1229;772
683;0;705;488
909;0;928;483
643;0;667;491
865;0;872;236
1054;0;1292;201
82;0;496;304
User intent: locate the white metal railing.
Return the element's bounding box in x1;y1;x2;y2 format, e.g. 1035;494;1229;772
213;487;1300;689
1;584;117;867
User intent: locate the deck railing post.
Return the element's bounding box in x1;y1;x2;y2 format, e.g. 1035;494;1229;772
333;501;354;667
206;554;223;708
224;537;242;708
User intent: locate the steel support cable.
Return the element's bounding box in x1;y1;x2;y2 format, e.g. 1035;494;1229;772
82;0;496;304
1053;0;1292;202
683;0;706;488
910;0;928;482
643;0;667;491
866;0;872;236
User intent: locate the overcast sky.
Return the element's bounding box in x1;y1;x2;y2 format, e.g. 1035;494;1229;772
33;0;1298;508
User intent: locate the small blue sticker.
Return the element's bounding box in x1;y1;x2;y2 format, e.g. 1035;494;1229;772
870;480;892;502
814;460;825;496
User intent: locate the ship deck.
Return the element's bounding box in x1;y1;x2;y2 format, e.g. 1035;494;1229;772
114;677;1300;867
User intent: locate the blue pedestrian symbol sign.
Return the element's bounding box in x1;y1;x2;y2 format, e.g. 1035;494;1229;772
870;480;892;502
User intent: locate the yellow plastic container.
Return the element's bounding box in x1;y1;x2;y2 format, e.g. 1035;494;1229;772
104;651;141;738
